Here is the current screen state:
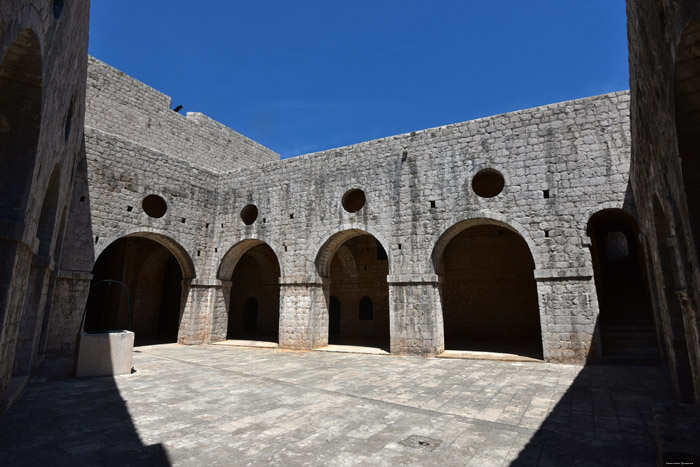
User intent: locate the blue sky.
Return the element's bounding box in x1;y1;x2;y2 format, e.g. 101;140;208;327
88;1;628;159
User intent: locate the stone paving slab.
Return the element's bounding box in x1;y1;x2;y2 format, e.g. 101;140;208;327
0;344;674;466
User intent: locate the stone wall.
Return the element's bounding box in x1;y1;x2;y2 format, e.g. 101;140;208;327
84;63;633;364
627;0;700;404
86;57;280;172
0;0;91;416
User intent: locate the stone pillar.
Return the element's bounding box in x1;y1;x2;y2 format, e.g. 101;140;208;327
0;223;36;416
388;274;444;356
12;255;53;376
177;279;230;345
45;269;92;355
278;276;330;350
535;267;601;363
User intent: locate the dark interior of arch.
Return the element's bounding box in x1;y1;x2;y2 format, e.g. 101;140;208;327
227;243;280;342
328;234;389;350
441;224;542;358
85;237;183;345
0;29;42;221
588;210;659;364
675;19;700;267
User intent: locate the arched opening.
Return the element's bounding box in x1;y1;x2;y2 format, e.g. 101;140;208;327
436;221;542;359
84;236;192;346
587;209;659;363
12;168;61;376
0;29;42;222
222;242;280;344
674;19;700;267
322;232;390;351
653;198;694;403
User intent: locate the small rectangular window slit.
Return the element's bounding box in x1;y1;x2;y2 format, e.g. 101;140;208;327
544;230;550;238
197;250;201;257
430;200;436;209
205;223;209;228
181;218;186;223
290;214;294;219
543;190;550;199
214;248;218;253
94;236;99;244
126;206;133;212
398;244;402;250
401;150;408;162
79;196;86;202
263;218;266;223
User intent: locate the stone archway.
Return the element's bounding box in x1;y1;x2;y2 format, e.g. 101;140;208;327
652;197;695;403
435;219;542;359
84;234;195;345
316;229;390;351
218;240;281;344
587;209;659;363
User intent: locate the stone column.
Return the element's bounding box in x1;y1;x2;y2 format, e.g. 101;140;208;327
45;269;92;355
278;276;330;350
12;254;54;376
0;231;35;417
177;279;231;345
535;267;600;363
388;274;444;356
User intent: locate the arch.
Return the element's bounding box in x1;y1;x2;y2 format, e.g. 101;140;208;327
0;29;42;224
315;227;392;279
321;230;390;350
98;230;196;280
12;167;62;376
674;17;700;269
432;216;539;275
223;240;280;343
435;219;542;358
586;208;659;362
652;196;694;402
217;238;284;281
85;234;193;344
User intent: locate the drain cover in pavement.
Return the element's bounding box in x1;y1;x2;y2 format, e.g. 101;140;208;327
399;435;443;452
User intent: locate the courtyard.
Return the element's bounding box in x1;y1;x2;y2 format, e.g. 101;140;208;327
0;345;673;466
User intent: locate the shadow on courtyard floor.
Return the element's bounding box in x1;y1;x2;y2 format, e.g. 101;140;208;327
510;362;673;466
0;356;170;467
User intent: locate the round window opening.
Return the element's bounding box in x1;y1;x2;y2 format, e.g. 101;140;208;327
472;169;505;198
240;204;258;225
342;188;366;213
142;194;167;218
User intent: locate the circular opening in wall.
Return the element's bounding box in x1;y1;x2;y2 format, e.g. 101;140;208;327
142;194;167;218
472;169;505;198
240;204;258;225
53;0;64;20
342;189;366;213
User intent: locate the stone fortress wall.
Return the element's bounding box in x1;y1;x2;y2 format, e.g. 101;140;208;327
83;58;633;363
0;0;91;416
626;0;700;404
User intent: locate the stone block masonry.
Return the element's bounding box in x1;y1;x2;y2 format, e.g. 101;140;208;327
83;51;632;365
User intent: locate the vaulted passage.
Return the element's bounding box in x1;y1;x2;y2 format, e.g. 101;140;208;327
227;243;280;343
588;209;659;364
328;235;390;350
440;224;542;358
85;237;185;345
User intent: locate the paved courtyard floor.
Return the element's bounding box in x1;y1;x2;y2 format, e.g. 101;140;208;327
0;344;674;466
